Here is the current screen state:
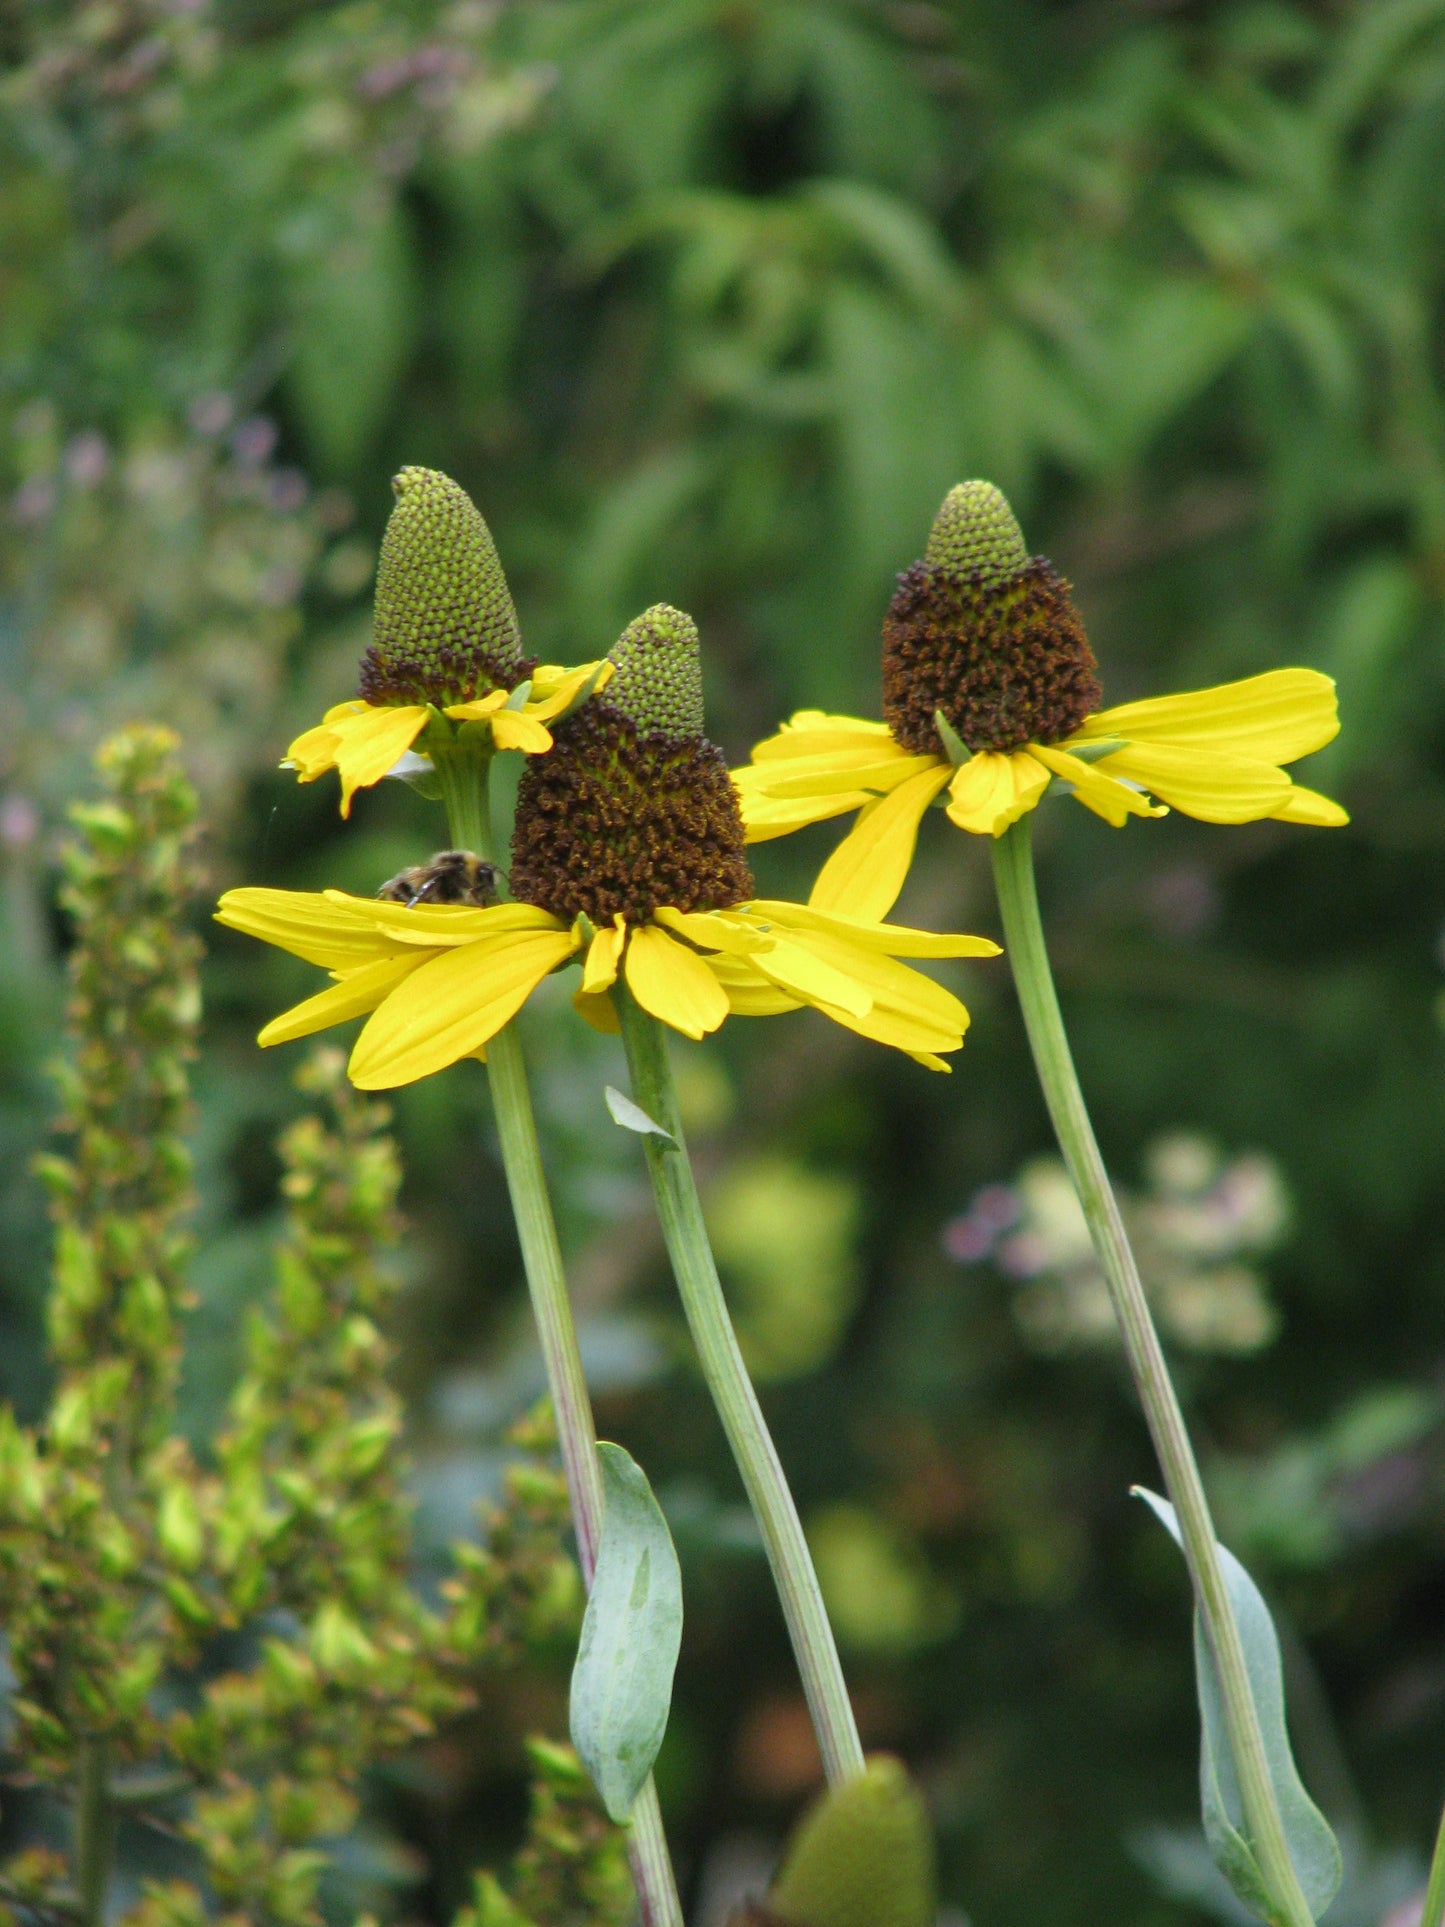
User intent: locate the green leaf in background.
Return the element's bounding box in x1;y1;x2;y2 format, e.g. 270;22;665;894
767;1755;936;1927
1135;1489;1343;1924
569;1442;683;1824
604;1086;678;1149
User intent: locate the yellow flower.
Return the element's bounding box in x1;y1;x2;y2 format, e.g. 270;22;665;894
214;884;999;1088
285;659;612;818
733;482;1347;922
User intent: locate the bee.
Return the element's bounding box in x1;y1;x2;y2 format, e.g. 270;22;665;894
377;850;503;908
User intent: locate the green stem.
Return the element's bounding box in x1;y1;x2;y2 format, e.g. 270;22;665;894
75;1738;112;1927
616;985;865;1786
1421;1796;1445;1927
438;745;682;1927
990;816;1315;1927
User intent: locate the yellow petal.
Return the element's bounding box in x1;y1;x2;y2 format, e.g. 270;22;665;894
623;925;730;1039
1088;742;1287;823
326;705;430;816
582;916;627;993
444;689;509;721
749;711;899;762
806;764;953;920
1077;669;1339;764
527;659;612;720
944;751;1050;835
749;935;873;1017
754;751;938;799
733;772;875;842
1271;783;1349;827
573;986;622;1033
705;955;803;1015
753;899;1000;960
1029;744;1166;828
344;896;566;947
349;928;580;1088
907;1051;951;1073
216;888;406;969
257;954;425;1047
490;710;555;754
653;907;769;956
285;717;347;779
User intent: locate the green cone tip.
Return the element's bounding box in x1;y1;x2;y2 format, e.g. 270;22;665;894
361;466;523;705
769;1757;936;1927
605;603;705;738
923;481;1028;584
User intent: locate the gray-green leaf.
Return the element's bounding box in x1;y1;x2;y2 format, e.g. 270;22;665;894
1135;1488;1342;1924
605;1086;677;1149
569;1443;683;1823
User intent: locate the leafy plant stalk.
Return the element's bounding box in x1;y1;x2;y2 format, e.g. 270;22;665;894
615;982;865;1785
990;816;1315;1927
435;741;683;1927
1421;1796;1445;1927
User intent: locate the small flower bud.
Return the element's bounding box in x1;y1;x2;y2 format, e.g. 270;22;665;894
358;467;531;707
923;480;1028;582
768;1756;935;1927
604;604;706;738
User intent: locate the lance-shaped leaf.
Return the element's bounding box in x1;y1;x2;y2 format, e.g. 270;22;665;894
1135;1488;1342;1924
605;1085;678;1149
569;1442;683;1823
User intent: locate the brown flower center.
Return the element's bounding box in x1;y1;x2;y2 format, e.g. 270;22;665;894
509;703;754;926
881;557;1101;756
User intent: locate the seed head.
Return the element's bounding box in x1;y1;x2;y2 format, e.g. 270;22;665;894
358;467;531;707
509;604;752;924
883;481;1101;755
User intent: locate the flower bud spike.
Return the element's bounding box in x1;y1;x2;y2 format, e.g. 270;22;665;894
604;604;706;739
359;466;530;707
924;480;1028;584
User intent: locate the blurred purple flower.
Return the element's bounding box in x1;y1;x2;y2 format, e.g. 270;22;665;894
232;416;278;467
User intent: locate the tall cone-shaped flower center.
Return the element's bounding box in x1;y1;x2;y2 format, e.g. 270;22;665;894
510;604;754;923
881;480;1101;755
358;466;534;706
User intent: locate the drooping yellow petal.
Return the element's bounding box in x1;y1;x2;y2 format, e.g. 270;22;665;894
1029;744;1166;828
257;954;426;1047
805;764;953;921
489;710;555;754
573;987;622;1033
944;751;1050;836
324;704;431;816
748;935;873;1017
582;916;627;992
785;929;973;1035
1088;742;1287;823
755;899;1000;962
749;711;900;762
623;925;729;1039
216;888;407;970
285;706;358;779
1076;669;1339;765
1271;783;1349;827
706;955;802;1015
349;928;580;1088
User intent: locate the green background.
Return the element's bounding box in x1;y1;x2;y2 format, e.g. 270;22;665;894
3;3;1444;1921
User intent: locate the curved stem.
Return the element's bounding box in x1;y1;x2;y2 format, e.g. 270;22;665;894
616;985;864;1785
439;749;682;1927
1420;1796;1445;1927
991;816;1315;1927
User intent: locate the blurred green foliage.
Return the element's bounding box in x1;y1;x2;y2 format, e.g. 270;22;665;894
3;2;1445;1923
